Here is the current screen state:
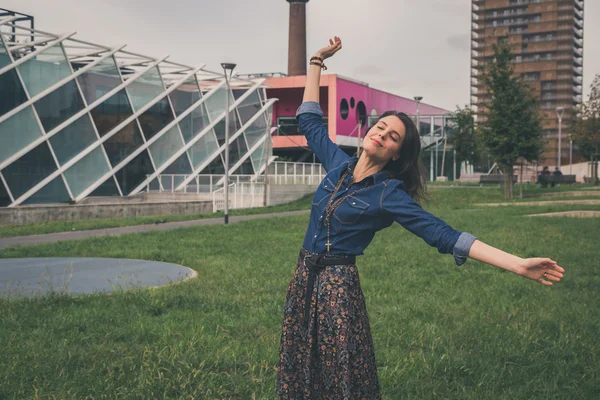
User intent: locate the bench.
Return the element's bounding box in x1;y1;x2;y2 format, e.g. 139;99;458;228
479;175;518;184
538;175;576;185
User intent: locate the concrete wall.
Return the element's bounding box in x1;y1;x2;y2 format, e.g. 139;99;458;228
1;185;319;226
0;200;213;226
268;183;317;206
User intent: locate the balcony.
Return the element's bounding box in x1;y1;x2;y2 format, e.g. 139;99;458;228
574;0;583;11
574;27;583;38
573;76;582;84
573;66;583;75
557;13;574;21
574;8;583;19
574;47;583;56
574;86;582;94
574;38;583;47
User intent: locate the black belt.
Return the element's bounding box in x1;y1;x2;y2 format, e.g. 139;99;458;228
299;248;356;332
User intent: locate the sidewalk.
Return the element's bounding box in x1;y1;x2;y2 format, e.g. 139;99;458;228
0;210;311;250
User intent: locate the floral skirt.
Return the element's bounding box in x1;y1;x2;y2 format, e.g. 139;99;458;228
276;251;381;399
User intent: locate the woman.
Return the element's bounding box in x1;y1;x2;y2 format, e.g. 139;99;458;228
276;37;565;399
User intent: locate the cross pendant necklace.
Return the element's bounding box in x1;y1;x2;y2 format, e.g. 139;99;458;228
322;169;371;253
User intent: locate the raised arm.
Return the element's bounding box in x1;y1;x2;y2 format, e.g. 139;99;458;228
296;37;350;172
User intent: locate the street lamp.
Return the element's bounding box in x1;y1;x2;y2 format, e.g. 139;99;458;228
415;96;432;180
556;106;565;170
569;134;573;175
414;96;423;134
221;62;236;225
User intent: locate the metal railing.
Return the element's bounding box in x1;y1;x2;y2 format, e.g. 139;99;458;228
212;182;265;212
145;161;326;194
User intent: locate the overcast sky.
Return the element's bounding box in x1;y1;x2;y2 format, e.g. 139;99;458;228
3;0;599;111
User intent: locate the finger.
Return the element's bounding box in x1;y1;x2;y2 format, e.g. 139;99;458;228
545;269;564;279
544;274;561;282
541;280;553;286
329;38;334;45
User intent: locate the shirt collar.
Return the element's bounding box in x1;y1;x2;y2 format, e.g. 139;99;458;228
346;156;392;186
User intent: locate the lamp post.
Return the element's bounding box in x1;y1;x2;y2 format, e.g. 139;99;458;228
414;96;430;181
414;96;423;134
556;106;565;170
221;62;236;225
569;134;573;175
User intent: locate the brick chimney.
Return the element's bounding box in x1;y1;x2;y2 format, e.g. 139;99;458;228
286;0;310;76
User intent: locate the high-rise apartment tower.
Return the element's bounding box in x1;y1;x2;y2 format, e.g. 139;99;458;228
471;0;584;164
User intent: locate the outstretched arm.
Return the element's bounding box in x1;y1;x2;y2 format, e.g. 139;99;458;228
383;184;566;286
296;37;350;172
468;240;565;286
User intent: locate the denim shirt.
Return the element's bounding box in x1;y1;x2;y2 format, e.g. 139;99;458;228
298;101;477;266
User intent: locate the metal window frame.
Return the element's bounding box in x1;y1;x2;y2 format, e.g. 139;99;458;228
7;62;206;207
3;37;75;202
0;40;124;126
172;96;276;193
0;54;163;172
71;67;212;202
229;125;276;180
127;80;267;196
63;47;124;198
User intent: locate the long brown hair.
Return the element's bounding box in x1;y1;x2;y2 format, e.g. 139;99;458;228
364;111;428;203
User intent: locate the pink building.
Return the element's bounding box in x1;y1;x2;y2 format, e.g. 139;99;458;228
265;74;450;161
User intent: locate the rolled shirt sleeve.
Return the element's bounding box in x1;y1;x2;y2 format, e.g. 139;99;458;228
382;183;477;266
296;102;350;172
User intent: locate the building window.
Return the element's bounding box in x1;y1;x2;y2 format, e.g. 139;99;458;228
356;101;367;127
340;98;349;120
277;116;328;136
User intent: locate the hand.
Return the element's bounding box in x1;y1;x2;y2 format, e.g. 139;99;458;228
517;258;565;286
314;36;342;60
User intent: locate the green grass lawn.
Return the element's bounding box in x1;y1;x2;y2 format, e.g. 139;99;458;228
0;187;599;398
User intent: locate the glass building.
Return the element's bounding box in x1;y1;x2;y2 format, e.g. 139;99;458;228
0;15;275;207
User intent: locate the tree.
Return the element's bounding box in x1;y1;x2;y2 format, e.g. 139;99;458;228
478;42;544;199
449;106;477;169
571;74;600;162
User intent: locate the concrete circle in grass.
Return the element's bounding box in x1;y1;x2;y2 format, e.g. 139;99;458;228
0;258;197;299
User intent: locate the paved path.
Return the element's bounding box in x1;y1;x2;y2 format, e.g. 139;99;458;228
0;257;197;298
527;211;600;218
0;210;311;250
475;200;600;207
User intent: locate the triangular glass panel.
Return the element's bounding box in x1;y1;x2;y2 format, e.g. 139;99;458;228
103;120;145;168
200;154;225;175
90;89;134;137
137;96;175;141
2;141;58;199
89;175;121;197
169;77;201;116
0;175;11;206
21;176;71;205
163;153;192;175
115;149;155;195
76;56;122;105
236;89;262;126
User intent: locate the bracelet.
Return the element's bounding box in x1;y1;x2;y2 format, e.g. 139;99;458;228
309;60;327;71
310;56;324;62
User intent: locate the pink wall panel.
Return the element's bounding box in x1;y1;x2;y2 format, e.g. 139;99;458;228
335;77;449;137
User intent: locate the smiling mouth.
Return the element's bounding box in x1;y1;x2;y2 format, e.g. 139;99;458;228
371;138;382;147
